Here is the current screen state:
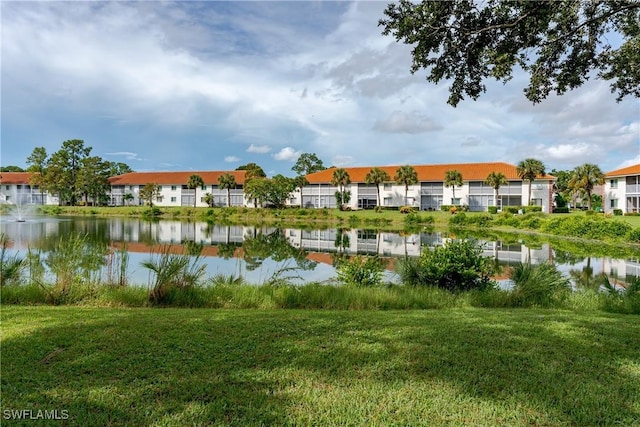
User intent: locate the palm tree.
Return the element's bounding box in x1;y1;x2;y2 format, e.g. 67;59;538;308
394;165;418;206
567;163;605;210
331;168;351;209
186;174;204;208
485;171;508;208
365;167;390;207
218;173;236;207
516;158;546;206
444;170;463;204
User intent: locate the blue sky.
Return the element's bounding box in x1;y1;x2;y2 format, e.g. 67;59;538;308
2;1;638;177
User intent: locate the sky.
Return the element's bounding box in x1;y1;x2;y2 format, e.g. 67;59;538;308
1;1;639;177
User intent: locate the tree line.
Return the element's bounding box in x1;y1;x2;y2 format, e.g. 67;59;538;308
3;143;606;210
18;140;132;206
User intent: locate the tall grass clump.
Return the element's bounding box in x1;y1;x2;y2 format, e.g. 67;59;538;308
105;244;129;287
397;239;495;292
141;245;207;306
600;275;640;314
41;234;107;303
510;262;571;307
336;255;384;287
0;233;25;286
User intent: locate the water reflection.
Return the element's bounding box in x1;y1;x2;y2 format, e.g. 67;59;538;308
1;216;638;285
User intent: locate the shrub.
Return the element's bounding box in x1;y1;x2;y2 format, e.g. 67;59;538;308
398;239;495;292
488;206;498;214
613;209;623;216
142;207;163;217
510;262;570;307
400;206;415;214
440;205;453;212
553;207;570;213
627;228;640;243
524;205;542;213
336;256;384;287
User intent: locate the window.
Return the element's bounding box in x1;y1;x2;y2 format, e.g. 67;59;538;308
129;186;134;191
201;185;207;190
451;198;460;206
5;185;9;190
531;198;542;206
610;179;618;189
610;199;618;208
171;186;177;191
383;183;392;190
156;195;163;202
383;197;392;206
170;197;176;203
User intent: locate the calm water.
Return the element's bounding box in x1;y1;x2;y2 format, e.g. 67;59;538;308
1;215;638;287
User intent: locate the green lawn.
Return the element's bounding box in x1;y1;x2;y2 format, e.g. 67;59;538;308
2;306;639;426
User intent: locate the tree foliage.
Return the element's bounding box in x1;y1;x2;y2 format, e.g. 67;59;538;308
0;166;25;172
292;153;326;176
394;165;418;205
186;174;204;208
24;142;131;206
517;158;546;206
485;171;508;207
380;0;640;106
236;163;266;180
218;173;237;208
365;167;390;206
567;163;605;210
139;183;161;207
444;170;463;201
331;168;351;209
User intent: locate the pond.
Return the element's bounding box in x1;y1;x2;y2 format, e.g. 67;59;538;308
1;215;638;287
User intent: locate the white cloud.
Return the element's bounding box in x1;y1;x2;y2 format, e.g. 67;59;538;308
247;144;271;154
332;155;354;167
273;147;301;161
617;154;640;170
373;111;442;134
105;151;143;161
224;156;240;163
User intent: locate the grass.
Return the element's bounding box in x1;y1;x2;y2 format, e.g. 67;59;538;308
2;306;639;426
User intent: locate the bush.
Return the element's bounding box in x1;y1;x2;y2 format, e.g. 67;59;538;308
627;228;640;243
613;209;623;216
553;207;570;213
142;207;163;217
509;262;570;307
336;256;384;287
440;205;453;212
398;240;496;292
524;205;542;213
488;206;498;214
400;206;415;214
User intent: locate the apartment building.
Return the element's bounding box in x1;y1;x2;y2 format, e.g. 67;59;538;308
604;164;640;214
295;162;556;213
0;172;58;205
108;171;247;207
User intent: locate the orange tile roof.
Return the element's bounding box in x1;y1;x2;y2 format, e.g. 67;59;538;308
605;164;640;177
0;172;37;185
109;170;247;186
306;162;555;183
